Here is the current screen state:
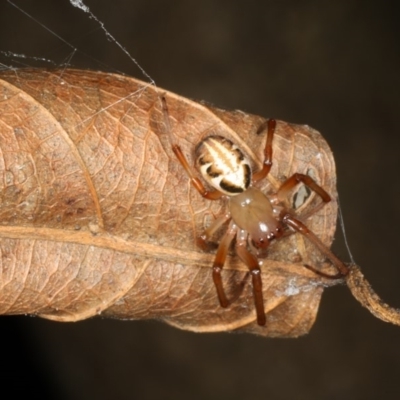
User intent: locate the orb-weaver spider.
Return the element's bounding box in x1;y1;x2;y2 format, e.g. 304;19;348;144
161;96;348;326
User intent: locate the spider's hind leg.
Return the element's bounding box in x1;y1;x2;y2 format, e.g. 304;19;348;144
252;119;276;183
161;95;223;201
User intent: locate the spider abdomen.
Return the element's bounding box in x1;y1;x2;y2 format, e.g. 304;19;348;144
195;136;251;196
229;187;282;247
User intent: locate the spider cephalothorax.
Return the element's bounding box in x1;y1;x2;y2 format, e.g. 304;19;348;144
161;96;349;326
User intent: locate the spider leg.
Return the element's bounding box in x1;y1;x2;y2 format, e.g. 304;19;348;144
282;213;349;277
161;95;223;200
252;119;276;183
197;213;232;251
302;264;343;280
212;221;237;308
276;173;331;218
235;229;266;326
172;145;224;200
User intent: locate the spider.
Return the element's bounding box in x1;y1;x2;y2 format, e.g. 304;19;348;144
161;96;349;326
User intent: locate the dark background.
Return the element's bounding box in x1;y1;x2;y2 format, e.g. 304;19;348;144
1;1;399;399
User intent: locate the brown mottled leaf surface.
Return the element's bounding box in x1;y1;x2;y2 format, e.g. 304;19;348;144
0;69;340;337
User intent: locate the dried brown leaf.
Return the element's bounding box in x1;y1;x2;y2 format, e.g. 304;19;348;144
0;69;353;336
346;265;400;325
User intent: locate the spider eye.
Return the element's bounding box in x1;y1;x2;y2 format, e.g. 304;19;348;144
252;237;269;249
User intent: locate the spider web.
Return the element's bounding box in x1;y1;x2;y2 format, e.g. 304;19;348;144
1;0;156;84
1;0;160;152
0;0;357;267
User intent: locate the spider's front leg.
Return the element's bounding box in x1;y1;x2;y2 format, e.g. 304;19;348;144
277;173;349;277
196;212;231;251
276;172;331;217
211;221;237;309
282;214;349;277
235;230;266;326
